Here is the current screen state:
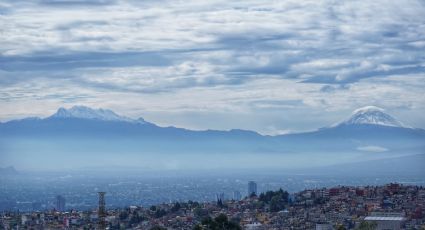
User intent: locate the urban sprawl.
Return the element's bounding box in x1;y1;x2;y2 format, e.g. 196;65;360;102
1;183;424;229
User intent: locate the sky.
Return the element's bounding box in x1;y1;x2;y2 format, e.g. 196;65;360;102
0;0;424;134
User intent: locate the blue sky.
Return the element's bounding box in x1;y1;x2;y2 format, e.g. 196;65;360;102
0;0;424;134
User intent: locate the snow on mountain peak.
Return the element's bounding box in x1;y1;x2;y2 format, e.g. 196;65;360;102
352;106;385;114
51;106;135;122
339;106;404;127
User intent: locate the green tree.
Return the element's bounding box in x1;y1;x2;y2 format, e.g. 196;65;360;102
129;213;144;225
194;207;208;218
194;214;241;230
336;224;346;230
270;195;285;212
150;226;166;230
192;201;200;208
258;188;289;212
356;221;377;230
249;192;257;198
171;202;181;212
193;225;203;230
119;210;128;220
154;209;167;218
201;216;218;229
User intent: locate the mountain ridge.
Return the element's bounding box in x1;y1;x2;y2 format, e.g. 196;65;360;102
3;105;422;136
49;106;141;123
1;105;424;170
334;106;405;128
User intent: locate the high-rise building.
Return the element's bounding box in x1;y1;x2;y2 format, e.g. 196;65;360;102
55;195;66;212
216;193;225;202
248;181;257;196
233;191;242;201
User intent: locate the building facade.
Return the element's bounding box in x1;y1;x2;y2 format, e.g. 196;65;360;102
56;195;66;212
248;181;257;196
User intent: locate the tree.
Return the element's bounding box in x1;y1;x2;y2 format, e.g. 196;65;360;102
215;214;241;230
129;213;144;225
201;216;218;229
270;195;285;212
119;210;128;220
214;213;228;224
217;198;224;208
194;207;208;218
336;224;346;230
150;226;166;230
192;201;200;208
194;214;241;230
249;192;257;198
154;209;167;218
356;221;377;230
171;202;181;212
193;225;203;230
258;188;289;212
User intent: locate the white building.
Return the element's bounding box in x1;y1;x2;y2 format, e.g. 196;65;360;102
316;223;334;230
245;222;262;230
233;191;242;201
364;213;405;230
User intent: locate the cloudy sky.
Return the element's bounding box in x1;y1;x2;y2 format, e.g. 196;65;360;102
1;0;424;134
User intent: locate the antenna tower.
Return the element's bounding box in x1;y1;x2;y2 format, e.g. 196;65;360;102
98;192;106;230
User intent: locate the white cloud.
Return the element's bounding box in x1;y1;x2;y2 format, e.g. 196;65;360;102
357;145;389;153
0;0;425;133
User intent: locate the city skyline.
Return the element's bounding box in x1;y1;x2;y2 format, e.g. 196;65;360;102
1;0;425;134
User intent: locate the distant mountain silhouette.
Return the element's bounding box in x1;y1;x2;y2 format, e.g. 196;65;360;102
0;166;18;175
0;106;424;170
306;154;425;176
334;106;405;127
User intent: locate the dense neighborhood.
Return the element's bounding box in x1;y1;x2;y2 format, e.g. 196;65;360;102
1;183;424;229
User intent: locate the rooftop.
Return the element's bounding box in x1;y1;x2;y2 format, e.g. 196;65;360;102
364;216;405;221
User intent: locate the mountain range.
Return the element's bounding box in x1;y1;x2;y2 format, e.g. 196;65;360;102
0;106;424;171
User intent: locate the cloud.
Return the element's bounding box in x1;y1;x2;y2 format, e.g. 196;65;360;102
356;145;388;153
39;0;116;6
0;51;172;72
0;0;424;133
320;84;350;93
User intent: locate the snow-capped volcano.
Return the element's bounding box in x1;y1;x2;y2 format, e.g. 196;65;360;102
338;106;404;127
50;106;135;122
